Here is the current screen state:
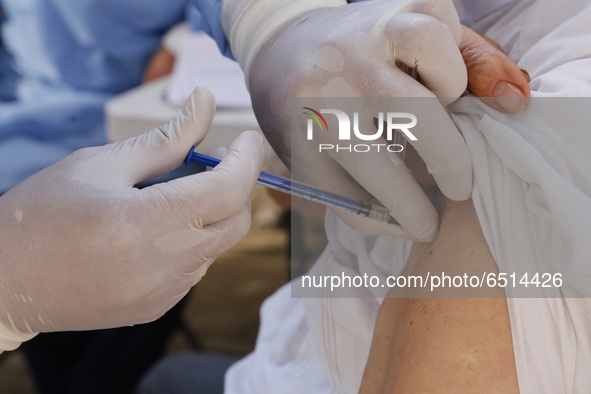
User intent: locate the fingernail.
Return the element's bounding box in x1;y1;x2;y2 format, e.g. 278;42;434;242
493;82;527;114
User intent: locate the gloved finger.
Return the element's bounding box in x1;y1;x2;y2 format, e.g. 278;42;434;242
290;156;424;238
293;101;440;240
364;94;472;203
197;146;228;171
459;25;530;114
181;202;252;278
290;147;359;198
150;200;253;292
329;180;437;240
376;13;472;201
113;87;216;185
127;202;252;325
290;107;388;204
404;0;463;43
209;146;229;161
142;130;264;225
327;112;439;241
386;13;467;99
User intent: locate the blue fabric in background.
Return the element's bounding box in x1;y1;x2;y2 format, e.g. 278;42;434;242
0;0;369;192
187;0;232;58
0;0;190;192
1;0;187;93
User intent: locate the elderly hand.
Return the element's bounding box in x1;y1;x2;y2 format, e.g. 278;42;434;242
0;88;264;349
459;25;530;112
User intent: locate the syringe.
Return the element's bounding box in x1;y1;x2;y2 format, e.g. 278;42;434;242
185;147;399;225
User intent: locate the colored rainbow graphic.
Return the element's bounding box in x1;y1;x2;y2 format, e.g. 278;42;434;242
302;107;328;132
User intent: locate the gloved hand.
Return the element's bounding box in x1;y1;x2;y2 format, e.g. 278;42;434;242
223;0;530;241
0;88;264;350
223;0;470;241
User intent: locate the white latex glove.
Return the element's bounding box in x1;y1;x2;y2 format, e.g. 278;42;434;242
0;88;264;350
223;0;471;241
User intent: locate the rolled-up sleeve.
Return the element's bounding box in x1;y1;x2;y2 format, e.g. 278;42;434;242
188;0;364;59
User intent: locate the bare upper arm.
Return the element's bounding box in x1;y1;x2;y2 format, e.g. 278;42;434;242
360;197;519;393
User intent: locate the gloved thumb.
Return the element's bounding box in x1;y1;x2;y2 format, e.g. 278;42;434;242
141;130;264;225
109;87;216;185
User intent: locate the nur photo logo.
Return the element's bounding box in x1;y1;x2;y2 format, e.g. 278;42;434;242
303;107;417;153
